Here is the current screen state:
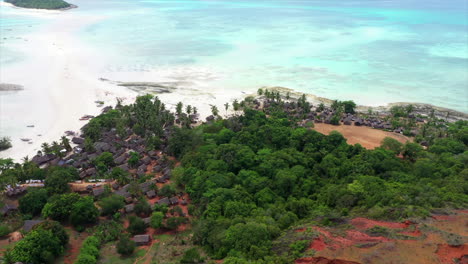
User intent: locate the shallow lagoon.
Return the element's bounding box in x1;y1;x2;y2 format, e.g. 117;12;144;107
2;0;468;111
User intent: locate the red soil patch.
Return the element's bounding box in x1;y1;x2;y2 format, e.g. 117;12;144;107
310;237;327;251
309;226;389;251
345;230;389;243
350;218;408;230
436;244;468;264
62;229;89;264
432;215;457;221
398;228;422;238
296;257;361;264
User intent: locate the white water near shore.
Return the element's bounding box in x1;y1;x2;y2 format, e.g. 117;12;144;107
0;3;243;161
1;0;467;161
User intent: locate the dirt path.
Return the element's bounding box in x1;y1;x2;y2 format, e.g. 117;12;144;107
313;123;411;149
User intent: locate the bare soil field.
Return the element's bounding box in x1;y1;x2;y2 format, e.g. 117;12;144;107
312;123;411;149
295;211;468;264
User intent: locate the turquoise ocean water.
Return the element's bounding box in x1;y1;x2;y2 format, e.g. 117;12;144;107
2;0;468;111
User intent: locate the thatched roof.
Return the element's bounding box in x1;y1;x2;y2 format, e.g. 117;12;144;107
23;220;43;232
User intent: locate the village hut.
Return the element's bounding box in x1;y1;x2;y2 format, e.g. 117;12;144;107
23;220;43;232
133;234;151;246
146;190;156;199
92;188;105;197
169;197;179;205
158;197;170;205
125;204;135;213
1;204;18;216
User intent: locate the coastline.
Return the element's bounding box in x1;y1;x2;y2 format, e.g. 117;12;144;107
259;86;468;122
0;2;467;162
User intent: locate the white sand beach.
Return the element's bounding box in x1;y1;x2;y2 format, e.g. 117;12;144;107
0;4;244;162
0;10;135;161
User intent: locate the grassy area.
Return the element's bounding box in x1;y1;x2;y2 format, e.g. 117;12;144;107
97;231;207;264
99;242;146;264
5;0;72;10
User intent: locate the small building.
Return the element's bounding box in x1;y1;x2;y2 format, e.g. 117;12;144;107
169;197;179;205
125;204;135;213
142;217;151;226
125;197;134;204
133;234;151;246
72;137;85;145
92;188;105;197
23;220;43;232
158;197;170;205
146;190;156;199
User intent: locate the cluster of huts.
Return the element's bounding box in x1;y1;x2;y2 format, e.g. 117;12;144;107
249;98;424;135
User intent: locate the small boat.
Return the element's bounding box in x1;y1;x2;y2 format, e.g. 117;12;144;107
80;115;95;121
27;125;35;128
20;138;31;142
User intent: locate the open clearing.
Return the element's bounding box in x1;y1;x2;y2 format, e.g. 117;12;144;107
313;123;411;149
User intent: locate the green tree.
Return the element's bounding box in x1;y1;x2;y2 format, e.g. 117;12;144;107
381;137;404;155
127;216;146;235
128;151;141;168
42;193;80;221
8;228;65;264
402;142;423;161
70;197;99;227
211;105;219;117
224;222;271;259
180;248;202;264
116;234;136;256
99;195;125;216
19;188;48;216
134;199;152;217
176;102;183;116
150;211;164;229
45;167;78;195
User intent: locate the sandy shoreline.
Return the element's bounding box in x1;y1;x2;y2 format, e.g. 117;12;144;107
0;7;138;161
0;2;244;161
0;2;466;162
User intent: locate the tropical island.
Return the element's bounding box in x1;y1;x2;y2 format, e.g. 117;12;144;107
4;0;74;10
0;92;466;264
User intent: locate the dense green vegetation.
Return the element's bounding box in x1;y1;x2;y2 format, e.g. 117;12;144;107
5;0;72;10
4;221;68;264
0;93;466;264
0;137;12;151
167;108;467;262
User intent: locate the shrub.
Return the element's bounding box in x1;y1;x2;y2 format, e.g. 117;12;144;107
99;195;124;216
0;137;12;151
116;234;136;256
19;188;48;216
0;225;10;237
150;212;164;229
165;217;187;230
127;216;146;235
180;248;202;263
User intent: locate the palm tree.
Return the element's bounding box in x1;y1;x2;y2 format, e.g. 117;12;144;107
233;100;240;115
176;102;183;116
61;136;72;152
41;142;51;154
211;105;219;117
224;103;229;117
